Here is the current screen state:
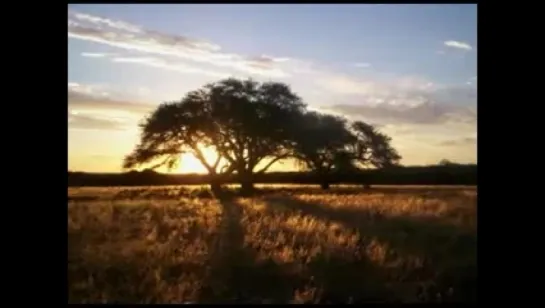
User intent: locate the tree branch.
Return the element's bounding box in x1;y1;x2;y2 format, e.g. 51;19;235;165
212;155;222;171
191;145;214;173
255;155;289;174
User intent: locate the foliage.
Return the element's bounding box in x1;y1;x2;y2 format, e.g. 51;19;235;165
123;78;306;192
292;112;402;188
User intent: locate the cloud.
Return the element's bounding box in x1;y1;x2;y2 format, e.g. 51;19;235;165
109;55;231;78
81;52;111;58
316;74;437;100
68;82;154;117
68;10;290;78
444;40;472;51
69;113;127;131
314;70;477;164
314;68;476;120
354;62;371;68
329;101;476;126
466;76;477;86
438;137;476;147
137;87;151;96
72;12;143;33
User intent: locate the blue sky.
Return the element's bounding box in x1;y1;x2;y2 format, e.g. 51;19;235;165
68;4;477;172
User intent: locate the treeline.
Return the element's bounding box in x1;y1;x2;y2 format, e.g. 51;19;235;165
68;163;476;187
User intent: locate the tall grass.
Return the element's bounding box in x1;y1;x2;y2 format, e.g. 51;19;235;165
68;185;476;303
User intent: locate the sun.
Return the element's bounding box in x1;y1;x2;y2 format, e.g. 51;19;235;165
176;145;224;174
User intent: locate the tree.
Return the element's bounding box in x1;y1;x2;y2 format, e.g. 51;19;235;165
293;113;401;189
349;121;402;169
123;78;306;195
348;121;402;189
292;111;354;189
439;159;456;166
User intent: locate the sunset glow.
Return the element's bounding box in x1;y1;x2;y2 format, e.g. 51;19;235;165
176;146;224;174
68;4;476;172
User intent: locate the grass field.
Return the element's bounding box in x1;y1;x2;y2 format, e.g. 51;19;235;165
68;185;477;303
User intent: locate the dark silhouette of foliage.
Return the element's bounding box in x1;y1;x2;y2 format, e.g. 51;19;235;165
291;112;354;189
439;159;457;166
123;78;306;195
350;121;401;168
292;112;401;189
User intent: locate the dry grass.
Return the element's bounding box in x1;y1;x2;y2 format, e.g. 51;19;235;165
68;185;477;303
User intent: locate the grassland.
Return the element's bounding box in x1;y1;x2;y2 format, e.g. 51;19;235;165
68;185;477;303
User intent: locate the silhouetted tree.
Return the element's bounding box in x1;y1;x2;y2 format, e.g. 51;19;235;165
350;121;401;168
439;159;456;166
292;112;354;189
293;113;401;189
123;78;306;195
349;121;401;189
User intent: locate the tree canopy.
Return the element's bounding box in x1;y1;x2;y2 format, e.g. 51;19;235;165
123;78;306;194
292;112;401;189
123;77;402;194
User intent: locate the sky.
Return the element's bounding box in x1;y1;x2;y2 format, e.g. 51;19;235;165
68;4;477;173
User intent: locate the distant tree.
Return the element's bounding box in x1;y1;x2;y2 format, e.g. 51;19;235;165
293;113;401;189
123;78;306;195
439;159;456;166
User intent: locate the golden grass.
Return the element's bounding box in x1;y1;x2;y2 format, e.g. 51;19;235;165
68;198;221;303
68;185;477;303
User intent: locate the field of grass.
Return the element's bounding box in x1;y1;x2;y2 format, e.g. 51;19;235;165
68;185;477;303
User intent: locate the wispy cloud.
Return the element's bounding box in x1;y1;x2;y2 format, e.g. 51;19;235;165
68;10;290;78
314;70;477;162
319;71;477;126
109;55;231;78
71;12;143;33
328;101;476;126
81;52;112;58
354;62;371;68
68;82;154;117
69;112;127;131
444;40;472;51
439;137;476;147
137;87;151;96
466;76;477;86
316;74;436;99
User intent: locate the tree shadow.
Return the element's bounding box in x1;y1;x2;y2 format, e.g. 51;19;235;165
234;197;396;303
198;197;300;303
262;195;477;303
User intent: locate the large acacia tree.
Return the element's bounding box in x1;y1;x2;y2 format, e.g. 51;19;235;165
293;112;401;189
123;78;306;194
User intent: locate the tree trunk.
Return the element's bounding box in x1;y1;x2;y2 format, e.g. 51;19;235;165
317;169;330;190
209;173;223;197
240;171;255;196
241;181;254;196
210;182;222;196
